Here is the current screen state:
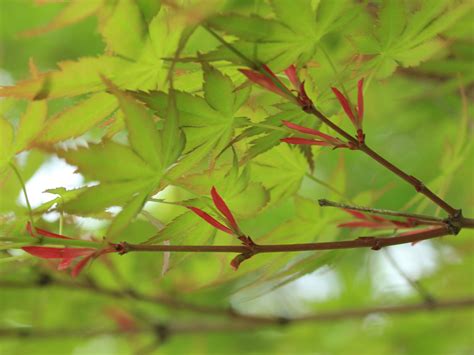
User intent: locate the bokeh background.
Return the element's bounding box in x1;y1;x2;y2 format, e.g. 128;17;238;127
0;1;473;354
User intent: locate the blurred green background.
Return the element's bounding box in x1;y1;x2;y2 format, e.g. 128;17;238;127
0;0;473;354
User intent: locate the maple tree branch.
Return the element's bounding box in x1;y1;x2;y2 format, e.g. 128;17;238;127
306;106;459;217
0;297;472;339
198;25;463;219
120;226;451;255
358;144;459;216
0;277;272;324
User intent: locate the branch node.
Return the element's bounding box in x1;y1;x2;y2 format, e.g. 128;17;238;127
444;209;463;235
318;199;329;207
115;242;130;255
410;176;425;193
36;273;53;287
277;316;291;326
153;323;170;343
357;236;382;251
371;240;382;251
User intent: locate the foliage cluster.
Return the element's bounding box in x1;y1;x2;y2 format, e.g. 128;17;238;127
0;0;473;354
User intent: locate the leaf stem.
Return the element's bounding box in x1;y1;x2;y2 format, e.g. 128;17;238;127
318;199;445;224
9;162;35;231
1;235;100;248
383;248;436;304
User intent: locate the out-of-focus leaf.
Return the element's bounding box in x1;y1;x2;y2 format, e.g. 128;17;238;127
37;93;117;144
14;101;47;152
21;0;104;36
100;0;146;58
0;118;14;169
106;80;162;170
62;179;154;215
252;144;308;202
107;189;150;239
56;141;156;182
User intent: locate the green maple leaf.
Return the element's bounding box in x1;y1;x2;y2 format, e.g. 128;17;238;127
352;0;473;78
0;4;195;154
134;63;249;177
204;0;356;70
54;82;184;239
252;143;309;202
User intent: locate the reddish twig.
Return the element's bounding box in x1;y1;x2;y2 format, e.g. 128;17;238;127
119;226;451;255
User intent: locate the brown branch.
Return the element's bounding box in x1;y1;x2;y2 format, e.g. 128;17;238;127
0;297;472;338
121;226;451;255
0;278;273;324
307;106;459;217
293;297;474;322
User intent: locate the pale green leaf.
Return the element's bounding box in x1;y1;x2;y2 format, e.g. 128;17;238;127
38;93;117;144
377;0;406;48
0;118;14;168
208;14;294;42
107;189;150;239
252;144;308;202
271;0;315;35
56;140;157;182
62;179;154;215
14;101;47;152
161;91;185;168
0;56;127;99
21;0;103;36
101;0;146;58
202;63;235;115
107;82;162;170
394;39;445;67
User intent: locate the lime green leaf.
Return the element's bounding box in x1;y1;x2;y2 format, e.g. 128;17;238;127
145;209;214;245
0;118;14;168
271;0;315;35
161;91;185;168
208;14;294;42
233;86;251;112
401;0;450;42
252;144;308;202
21;0;103;36
106;81;162;170
56;141;156;182
137;0;161;23
14;101;47;152
243;104;317;161
0;56;127;99
411;1;473;45
316;0;356;36
202;63;235;115
165;140;216;180
107;189;150;239
377;0;406;48
33;187;88;215
62;179;154;215
38;93;117;144
101;0;146;58
230;182;269;218
394;39;445;67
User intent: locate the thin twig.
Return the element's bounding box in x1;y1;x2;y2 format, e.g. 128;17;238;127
382;248;436;304
196;27;462;218
121;226;450;254
0;297;472;338
318;199;445;224
8;162;35;231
